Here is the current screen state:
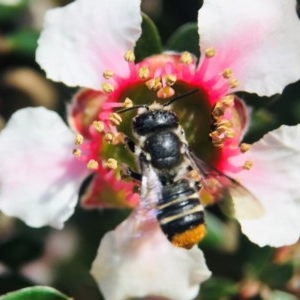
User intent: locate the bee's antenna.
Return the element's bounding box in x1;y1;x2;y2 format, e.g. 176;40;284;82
163;88;199;107
116;104;149;114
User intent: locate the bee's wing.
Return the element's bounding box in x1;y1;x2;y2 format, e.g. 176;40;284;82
186;151;264;220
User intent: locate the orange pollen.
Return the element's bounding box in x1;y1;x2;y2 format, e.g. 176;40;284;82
171;224;206;249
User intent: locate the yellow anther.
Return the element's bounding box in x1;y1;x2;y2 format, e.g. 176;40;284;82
157;86;175;99
205;47;216;58
72;149;82;158
243;160;253;170
224;128;235;139
240;143;251;153
104;132;114;143
180;51;193;64
87;159;99;170
109;112;122;126
111;132;126;145
102;82;114;93
145;77;162;91
229;78;239;88
123;97;133;108
222;68;233;79
164;74;177;86
209;131;225;147
103;70;114;79
124;50;135;62
105;158;118;170
138;66;150;79
212;102;225;118
218;119;232;128
221;95;234;107
93;120;105;133
74;133;84;146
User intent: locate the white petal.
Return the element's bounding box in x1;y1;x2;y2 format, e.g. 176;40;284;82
36;0;142;90
229;125;300;247
0;107;88;228
198;0;300;96
91;210;211;300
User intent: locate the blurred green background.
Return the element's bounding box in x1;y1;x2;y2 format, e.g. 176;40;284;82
1;0;300;299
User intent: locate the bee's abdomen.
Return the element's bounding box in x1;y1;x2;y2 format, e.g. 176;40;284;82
156;180;206;249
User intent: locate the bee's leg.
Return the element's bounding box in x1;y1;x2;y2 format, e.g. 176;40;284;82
120;164;142;182
125;136;136;153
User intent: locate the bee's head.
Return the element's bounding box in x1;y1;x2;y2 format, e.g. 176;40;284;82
132;108;179;136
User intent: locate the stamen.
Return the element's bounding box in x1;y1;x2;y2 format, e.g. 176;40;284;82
74;133;84;146
212;102;225;118
72;149;82;157
221;95;234;107
243;160;253;170
164;74;177;86
224;128;235;139
205;47;216;58
93;120;105;133
87;159;99;170
103;70;114;79
180;51;193;64
157;86;175;99
222;68;233;79
240;143;251;153
102;82;114;93
123;97;133;108
105;158;118;170
229;78;239;88
124;50;135;62
109;112;122;126
104;132;114;143
145;77;162;91
111;132;126;145
138;66;150;79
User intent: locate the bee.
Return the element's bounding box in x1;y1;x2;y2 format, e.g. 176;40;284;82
117;90;263;249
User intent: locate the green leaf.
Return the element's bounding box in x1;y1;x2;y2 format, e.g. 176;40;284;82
201;212;237;251
134;13;162;62
4;30;39;57
166;23;199;58
0;286;71;300
0;0;29;22
199;277;238;300
259;263;294;288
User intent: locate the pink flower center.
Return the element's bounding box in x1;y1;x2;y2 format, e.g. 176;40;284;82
70;50;252;208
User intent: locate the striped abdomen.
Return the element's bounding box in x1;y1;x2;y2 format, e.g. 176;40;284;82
156;179;206;249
